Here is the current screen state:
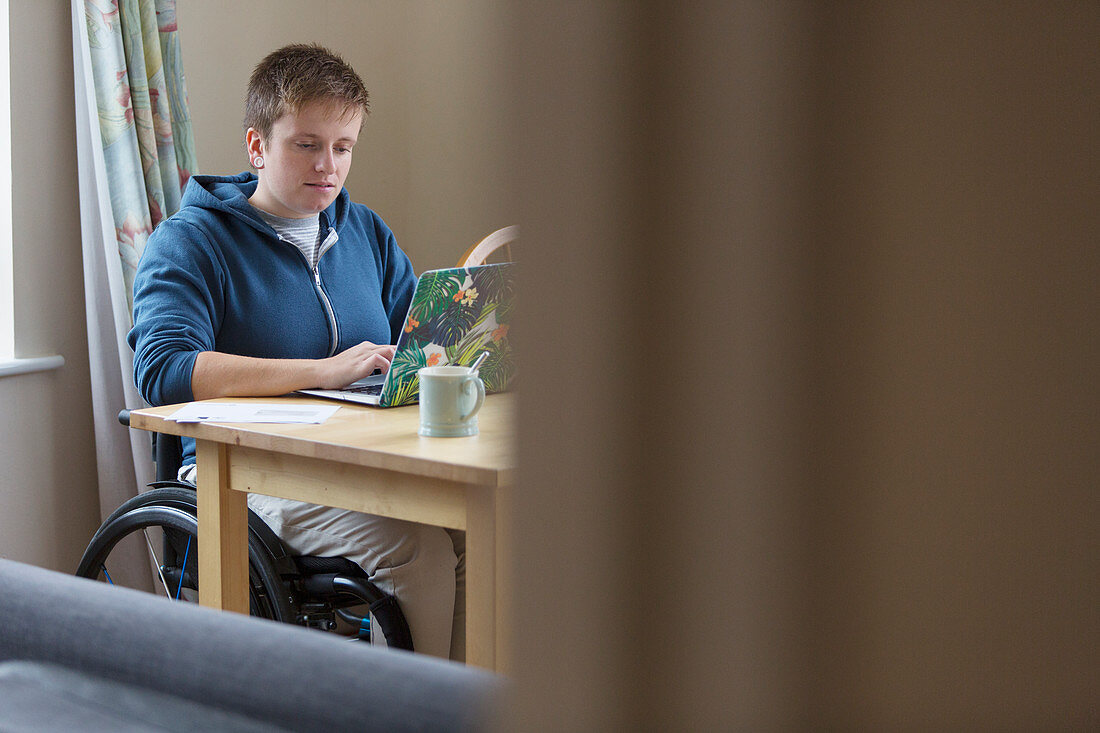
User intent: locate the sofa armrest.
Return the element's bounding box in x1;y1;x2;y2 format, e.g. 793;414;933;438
0;661;283;732
0;559;500;732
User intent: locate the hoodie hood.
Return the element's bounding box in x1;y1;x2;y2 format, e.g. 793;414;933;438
181;171;350;233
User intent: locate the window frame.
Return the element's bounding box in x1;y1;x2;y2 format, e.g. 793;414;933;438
0;0;63;377
0;0;12;361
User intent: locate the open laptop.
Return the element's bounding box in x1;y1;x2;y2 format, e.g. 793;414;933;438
298;263;516;407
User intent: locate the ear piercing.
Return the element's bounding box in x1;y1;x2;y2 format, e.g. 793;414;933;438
254;156;264;168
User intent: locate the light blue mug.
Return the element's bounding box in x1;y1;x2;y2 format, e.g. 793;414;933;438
418;365;485;437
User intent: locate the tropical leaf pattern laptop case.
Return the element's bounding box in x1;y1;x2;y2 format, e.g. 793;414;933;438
380;263;516;407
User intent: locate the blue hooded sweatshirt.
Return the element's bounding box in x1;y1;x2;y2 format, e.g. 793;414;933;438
128;172;416;464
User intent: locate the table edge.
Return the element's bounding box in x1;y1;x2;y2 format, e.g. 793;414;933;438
129;395;515;488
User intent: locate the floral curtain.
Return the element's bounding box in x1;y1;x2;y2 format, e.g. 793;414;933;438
84;0;197;311
73;0;198;590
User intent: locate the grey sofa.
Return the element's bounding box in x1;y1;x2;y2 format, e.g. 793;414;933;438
0;559;501;732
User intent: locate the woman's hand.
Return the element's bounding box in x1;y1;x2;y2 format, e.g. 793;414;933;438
190;341;397;400
315;341;397;389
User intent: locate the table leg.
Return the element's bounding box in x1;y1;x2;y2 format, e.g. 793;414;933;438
465;482;497;670
196;440;249;614
495;481;513;674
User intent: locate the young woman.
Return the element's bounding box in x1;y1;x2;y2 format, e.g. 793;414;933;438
129;44;464;660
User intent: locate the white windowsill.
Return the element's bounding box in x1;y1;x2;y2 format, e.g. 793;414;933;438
0;355;65;378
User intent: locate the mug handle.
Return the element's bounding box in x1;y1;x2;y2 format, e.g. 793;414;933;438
461;375;486;422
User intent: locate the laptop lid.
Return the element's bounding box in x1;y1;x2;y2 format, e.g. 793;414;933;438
299;263;516;407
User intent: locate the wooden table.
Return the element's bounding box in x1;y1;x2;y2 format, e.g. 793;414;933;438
130;393;515;672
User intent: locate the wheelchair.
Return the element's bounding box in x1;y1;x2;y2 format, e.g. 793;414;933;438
75;411;414;651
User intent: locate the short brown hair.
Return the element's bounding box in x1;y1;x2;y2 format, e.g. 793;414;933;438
244;43;369;138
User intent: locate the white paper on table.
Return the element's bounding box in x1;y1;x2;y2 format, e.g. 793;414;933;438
167;402;341;424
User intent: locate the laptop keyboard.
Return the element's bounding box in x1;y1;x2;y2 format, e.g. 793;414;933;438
343;383;383;396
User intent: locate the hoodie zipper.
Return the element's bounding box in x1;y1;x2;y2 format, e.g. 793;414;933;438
313;227;340;356
276;226;341;357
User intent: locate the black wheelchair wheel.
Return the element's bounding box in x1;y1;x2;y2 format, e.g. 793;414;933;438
76;501;293;623
90;485;202;542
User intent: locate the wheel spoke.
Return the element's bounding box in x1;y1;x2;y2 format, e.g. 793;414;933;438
143;528;173;598
175;535;192;600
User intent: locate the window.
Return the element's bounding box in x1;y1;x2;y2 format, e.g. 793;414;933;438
0;0;61;377
0;0;12;361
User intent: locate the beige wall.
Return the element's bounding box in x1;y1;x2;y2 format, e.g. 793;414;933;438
0;0;100;571
177;0;511;272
